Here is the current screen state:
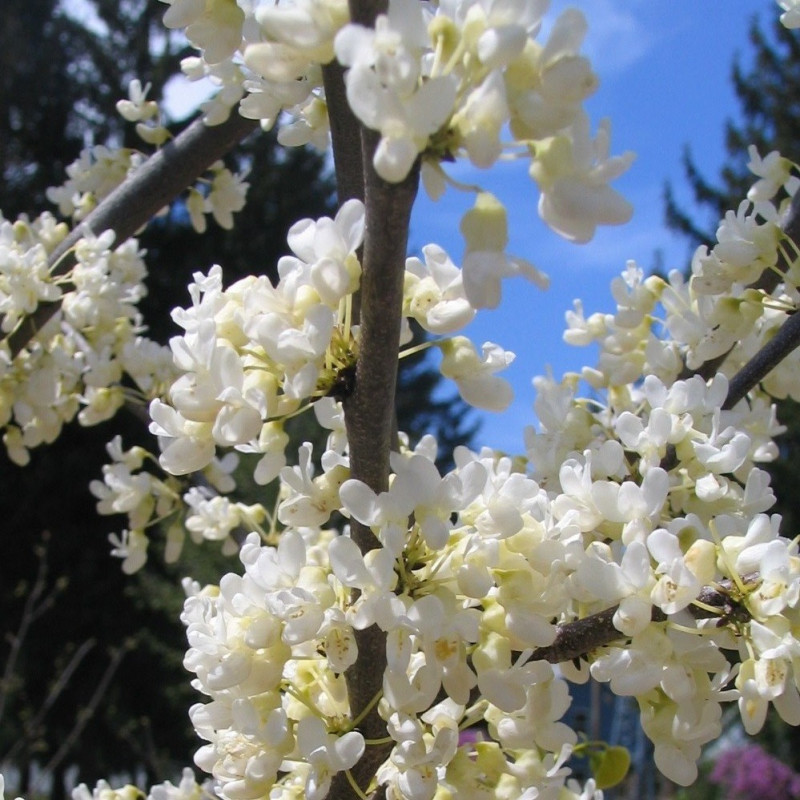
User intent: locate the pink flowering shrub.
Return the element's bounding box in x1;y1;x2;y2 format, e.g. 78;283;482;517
710;744;800;800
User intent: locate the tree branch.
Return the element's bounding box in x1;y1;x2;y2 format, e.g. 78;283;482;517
30;640;133;794
321;1;419;796
7;111;259;358
723;308;800;409
337;131;420;796
333;130;419;794
0;532;66;725
530;576;752;665
322;62;364;206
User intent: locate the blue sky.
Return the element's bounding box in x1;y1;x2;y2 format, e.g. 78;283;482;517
408;0;780;453
157;1;783;454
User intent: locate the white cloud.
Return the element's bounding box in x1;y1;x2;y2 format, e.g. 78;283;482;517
545;0;654;76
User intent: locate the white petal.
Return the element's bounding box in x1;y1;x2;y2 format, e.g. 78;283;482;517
373;135;419;183
329;535;369;586
478;669;526;712
339;479;382;525
332;731;365;770
335;198;366;250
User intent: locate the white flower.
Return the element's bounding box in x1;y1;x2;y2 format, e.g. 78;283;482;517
389;447;486;549
394;593;479;706
404;245;475;334
296;717;365;800
206;164;249;229
148;398;215;475
459;193;549;308
646;529;705;614
700;200;781;288
532;112;634;243
116;79;159;122
0;234;62;332
91;461;154;523
253;0;350;66
335;0;457;181
778;0;800;28
108;529;149;574
388;721;458;800
160;0;245;65
278;199;365;307
183;487;243;543
747;145;799;200
573;541;653;636
236;421;289;486
506;7;598;139
439;337;514;411
339;473;416;555
450;70;508;168
320;608;359;671
147;768;208;800
329;536;398;628
278;442;349;528
591;467;668;527
267;586;326;645
348;69;456;182
485;660;577;752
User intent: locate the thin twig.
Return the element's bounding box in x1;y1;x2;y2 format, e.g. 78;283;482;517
2;639;97;763
0;532;65;724
31;640;133;793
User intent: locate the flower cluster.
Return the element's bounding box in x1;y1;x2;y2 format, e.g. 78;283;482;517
0;77;252;468
0;219;174;466
562;145;800;396
181;440;610;799
90;436;254;571
7;3;800;800
163;146;800;796
147;197;523;490
47;79;249;234
521;151;800;782
146;199;364;479
182;398;800;794
161;0;633;263
0;768;219;800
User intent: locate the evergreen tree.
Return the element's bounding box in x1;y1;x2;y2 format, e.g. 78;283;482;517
664;12;800;248
0;0;191;217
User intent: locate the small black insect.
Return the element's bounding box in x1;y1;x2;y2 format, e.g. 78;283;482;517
327;363;357;403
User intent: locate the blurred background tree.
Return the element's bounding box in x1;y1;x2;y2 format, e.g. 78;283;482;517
0;2;476;796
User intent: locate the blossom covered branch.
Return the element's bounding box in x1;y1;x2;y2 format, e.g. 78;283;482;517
5;1;800;800
6;111;257;359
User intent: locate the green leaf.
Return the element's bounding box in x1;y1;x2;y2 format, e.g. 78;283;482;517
592;745;631;790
